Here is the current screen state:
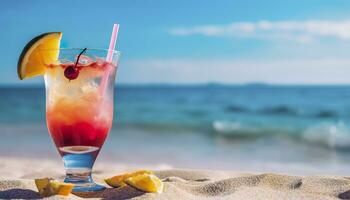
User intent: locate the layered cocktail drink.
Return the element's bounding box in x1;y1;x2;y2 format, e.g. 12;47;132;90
44;49;120;191
18;30;120;193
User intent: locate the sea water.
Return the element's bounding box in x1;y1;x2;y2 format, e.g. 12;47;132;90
3;84;350;174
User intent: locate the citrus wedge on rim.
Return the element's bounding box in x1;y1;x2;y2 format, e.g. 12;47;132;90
18;32;62;80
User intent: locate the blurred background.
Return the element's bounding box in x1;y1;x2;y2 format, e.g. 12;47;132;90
2;0;350;175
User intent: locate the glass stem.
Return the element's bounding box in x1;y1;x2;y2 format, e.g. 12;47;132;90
62;150;96;187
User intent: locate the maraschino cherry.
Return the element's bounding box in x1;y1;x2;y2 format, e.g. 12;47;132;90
64;48;87;81
64;66;79;80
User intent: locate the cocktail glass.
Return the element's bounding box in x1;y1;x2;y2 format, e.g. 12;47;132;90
44;48;120;192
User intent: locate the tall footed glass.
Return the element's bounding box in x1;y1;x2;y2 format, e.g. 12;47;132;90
44;49;120;192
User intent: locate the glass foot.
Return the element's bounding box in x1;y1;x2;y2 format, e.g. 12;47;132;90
71;182;106;192
64;174;106;192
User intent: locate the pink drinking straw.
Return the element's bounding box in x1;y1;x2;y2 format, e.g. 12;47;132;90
99;24;119;95
106;24;119;62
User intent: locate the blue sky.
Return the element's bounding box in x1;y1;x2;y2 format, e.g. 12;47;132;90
2;0;350;84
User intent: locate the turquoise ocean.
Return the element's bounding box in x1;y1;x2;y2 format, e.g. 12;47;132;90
2;84;350;175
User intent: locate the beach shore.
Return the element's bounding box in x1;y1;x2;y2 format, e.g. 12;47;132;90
0;156;349;200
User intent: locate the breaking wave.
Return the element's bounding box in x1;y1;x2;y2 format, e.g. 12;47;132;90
212;120;350;149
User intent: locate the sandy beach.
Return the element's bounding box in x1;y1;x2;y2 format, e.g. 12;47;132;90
0;157;349;200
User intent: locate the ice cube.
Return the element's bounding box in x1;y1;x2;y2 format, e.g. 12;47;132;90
78;55;94;65
81;82;98;94
59;59;74;64
95;57;105;66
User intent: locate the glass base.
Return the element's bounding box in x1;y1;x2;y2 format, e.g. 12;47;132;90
61;146;105;192
64;169;106;192
73;184;106;192
65;178;106;192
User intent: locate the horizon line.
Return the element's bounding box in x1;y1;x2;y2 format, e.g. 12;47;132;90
4;82;350;87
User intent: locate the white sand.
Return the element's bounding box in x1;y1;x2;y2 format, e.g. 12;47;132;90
0;156;349;199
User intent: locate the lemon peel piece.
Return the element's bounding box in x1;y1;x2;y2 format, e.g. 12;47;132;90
104;170;153;188
125;174;164;193
34;178;51;195
34;178;74;197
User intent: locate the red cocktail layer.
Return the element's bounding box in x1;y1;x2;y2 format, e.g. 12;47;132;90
47;104;112;149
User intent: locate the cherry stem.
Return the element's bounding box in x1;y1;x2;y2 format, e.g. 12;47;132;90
74;48;87;68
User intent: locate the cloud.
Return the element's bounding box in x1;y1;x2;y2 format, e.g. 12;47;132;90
169;20;350;43
118;58;350;84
